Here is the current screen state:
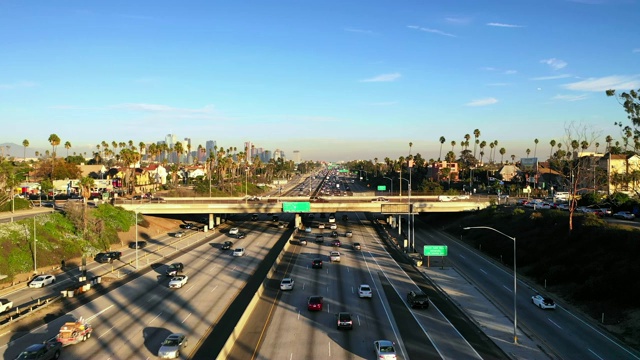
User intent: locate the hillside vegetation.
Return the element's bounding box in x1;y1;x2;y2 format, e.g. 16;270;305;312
434;206;640;347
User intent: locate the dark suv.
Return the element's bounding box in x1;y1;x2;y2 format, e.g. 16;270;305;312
94;251;122;264
337;312;353;330
407;290;430;309
166;263;184;276
312;258;323;269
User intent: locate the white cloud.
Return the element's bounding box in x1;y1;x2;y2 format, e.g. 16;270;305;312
0;81;37;90
552;94;588;101
541;58;567;70
486;22;523;28
562;75;640;91
465;97;498;106
360;73;401;82
633;48;640;53
531;74;572;81
407;25;456;37
445;17;470;25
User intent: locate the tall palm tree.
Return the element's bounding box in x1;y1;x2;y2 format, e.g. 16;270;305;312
139;142;147;161
511;154;516;163
489;142;495;163
464;134;471;150
186;142;192;164
549;140;556;160
605;135;613;153
571;140;579;159
499;147;506;163
64;141;72;158
595;142;600;154
479;141;487;163
450;141;456;155
48;134;61;180
22;139;29;161
534;138;539;158
526;148;531;157
438;136;446;161
473;129;480;158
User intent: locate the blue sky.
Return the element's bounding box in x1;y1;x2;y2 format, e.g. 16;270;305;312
1;0;639;162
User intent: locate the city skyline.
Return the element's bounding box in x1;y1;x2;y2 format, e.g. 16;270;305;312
2;1;639;162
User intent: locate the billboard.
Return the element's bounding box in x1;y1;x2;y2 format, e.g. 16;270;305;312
521;158;538;172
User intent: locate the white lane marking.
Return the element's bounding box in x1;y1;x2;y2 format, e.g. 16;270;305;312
148;312;162;325
328;341;331;357
503;285;513;293
182;312;191;324
459;254;466;259
185;284;194;292
210;284;218;293
479;268;487;275
548;319;562;329
588;348;605;360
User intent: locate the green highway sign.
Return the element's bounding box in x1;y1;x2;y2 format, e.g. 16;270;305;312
338;169;348;173
424;245;448;256
377;185;387;191
282;202;311;212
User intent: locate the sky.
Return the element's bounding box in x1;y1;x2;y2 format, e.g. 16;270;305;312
1;0;640;163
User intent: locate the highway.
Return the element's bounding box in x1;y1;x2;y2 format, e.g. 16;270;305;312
414;217;640;360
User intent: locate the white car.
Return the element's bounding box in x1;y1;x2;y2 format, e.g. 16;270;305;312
613;211;635;220
233;248;245;257
305;226;312;233
229;228;239;235
330;223;337;230
358;284;372;298
29;274;56;288
280;278;294;291
374;340;397;360
169;275;189;289
318;223;325;229
531;294;556;309
329;251;341;262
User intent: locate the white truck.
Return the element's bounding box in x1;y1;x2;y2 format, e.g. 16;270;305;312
0;299;13;313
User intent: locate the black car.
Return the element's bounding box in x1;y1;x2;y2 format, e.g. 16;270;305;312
222;241;233;250
129;241;147;249
272;215;279;222
407;290;430;309
16;339;62;360
236;232;246;239
342;214;349;221
94;251;122;264
182;223;195;229
337;312;353;330
166;263;184;276
312;258;323;269
315;235;324;243
251;214;259;221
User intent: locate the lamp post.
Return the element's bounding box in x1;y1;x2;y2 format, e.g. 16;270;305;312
399;177;410;251
134;204;147;270
33;216;37;273
245;167;249;203
463;226;518;344
383;176;393;195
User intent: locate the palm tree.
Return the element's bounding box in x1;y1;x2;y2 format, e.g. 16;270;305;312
22;139;29;161
439;136;446;161
139;142;147;161
605;135;613;153
48;134;61;180
464;134;471;150
580;141;589;153
595;142;600;154
549;140;556;160
492;140;498;162
499;147;506;163
526;148;531;157
479;141;486;163
511;154;516;163
473;129;480;158
571;140;579;159
489;142;495;163
450;141;456;155
534;138;539;158
64;141;72;158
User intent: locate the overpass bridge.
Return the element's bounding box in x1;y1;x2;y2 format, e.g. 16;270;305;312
117;195;490;228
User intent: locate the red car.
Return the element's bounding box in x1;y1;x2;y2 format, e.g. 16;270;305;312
307;296;323;311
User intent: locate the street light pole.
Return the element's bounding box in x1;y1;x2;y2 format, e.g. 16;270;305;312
135;211;139;270
463;226;517;344
383;176;393;195
33;216;37;273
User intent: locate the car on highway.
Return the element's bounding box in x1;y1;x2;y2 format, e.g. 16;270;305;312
181;223;195;229
168;275;189;289
311;258;323;269
29;274;56;288
328;214;335;223
94;251;122;264
228;228;239;235
358;284;372;298
330;223;337;230
345;230;353;237
331;230;338;238
278;222;285;229
336;312;353;330
342;214;349;221
331;239;341;247
613;211;635;220
174;231;185;238
233;248;245;257
531;294;557;309
236;231;246;239
373;340;397;360
166;263;184;276
251;214;259;221
371;197;389;202
272;215;279;222
157;333;187;359
407;290;430;309
305;226;312;233
129;241;147;249
353;242;361;250
299;238;308;245
315;234;324;243
307;296;323;311
280;278;294;291
16;339;62;360
329;251;341;262
318;223;325;229
221;241;233;250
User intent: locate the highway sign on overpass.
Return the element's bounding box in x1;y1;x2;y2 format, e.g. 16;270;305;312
282;202;311;212
424;245;448;256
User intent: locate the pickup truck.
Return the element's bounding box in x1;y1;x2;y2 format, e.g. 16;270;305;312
0;298;12;313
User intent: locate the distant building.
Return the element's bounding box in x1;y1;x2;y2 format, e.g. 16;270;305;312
292;150;301;164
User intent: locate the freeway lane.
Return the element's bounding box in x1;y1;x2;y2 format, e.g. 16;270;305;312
239;212;487;360
415;216;640;360
0;215;291;359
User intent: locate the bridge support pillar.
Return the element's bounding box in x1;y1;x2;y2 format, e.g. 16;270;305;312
215;215;222;226
294;213;302;229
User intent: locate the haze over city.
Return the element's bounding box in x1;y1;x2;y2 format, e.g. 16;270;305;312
2;0;639;162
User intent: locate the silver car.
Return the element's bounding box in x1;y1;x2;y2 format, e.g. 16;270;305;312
158;333;187;359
